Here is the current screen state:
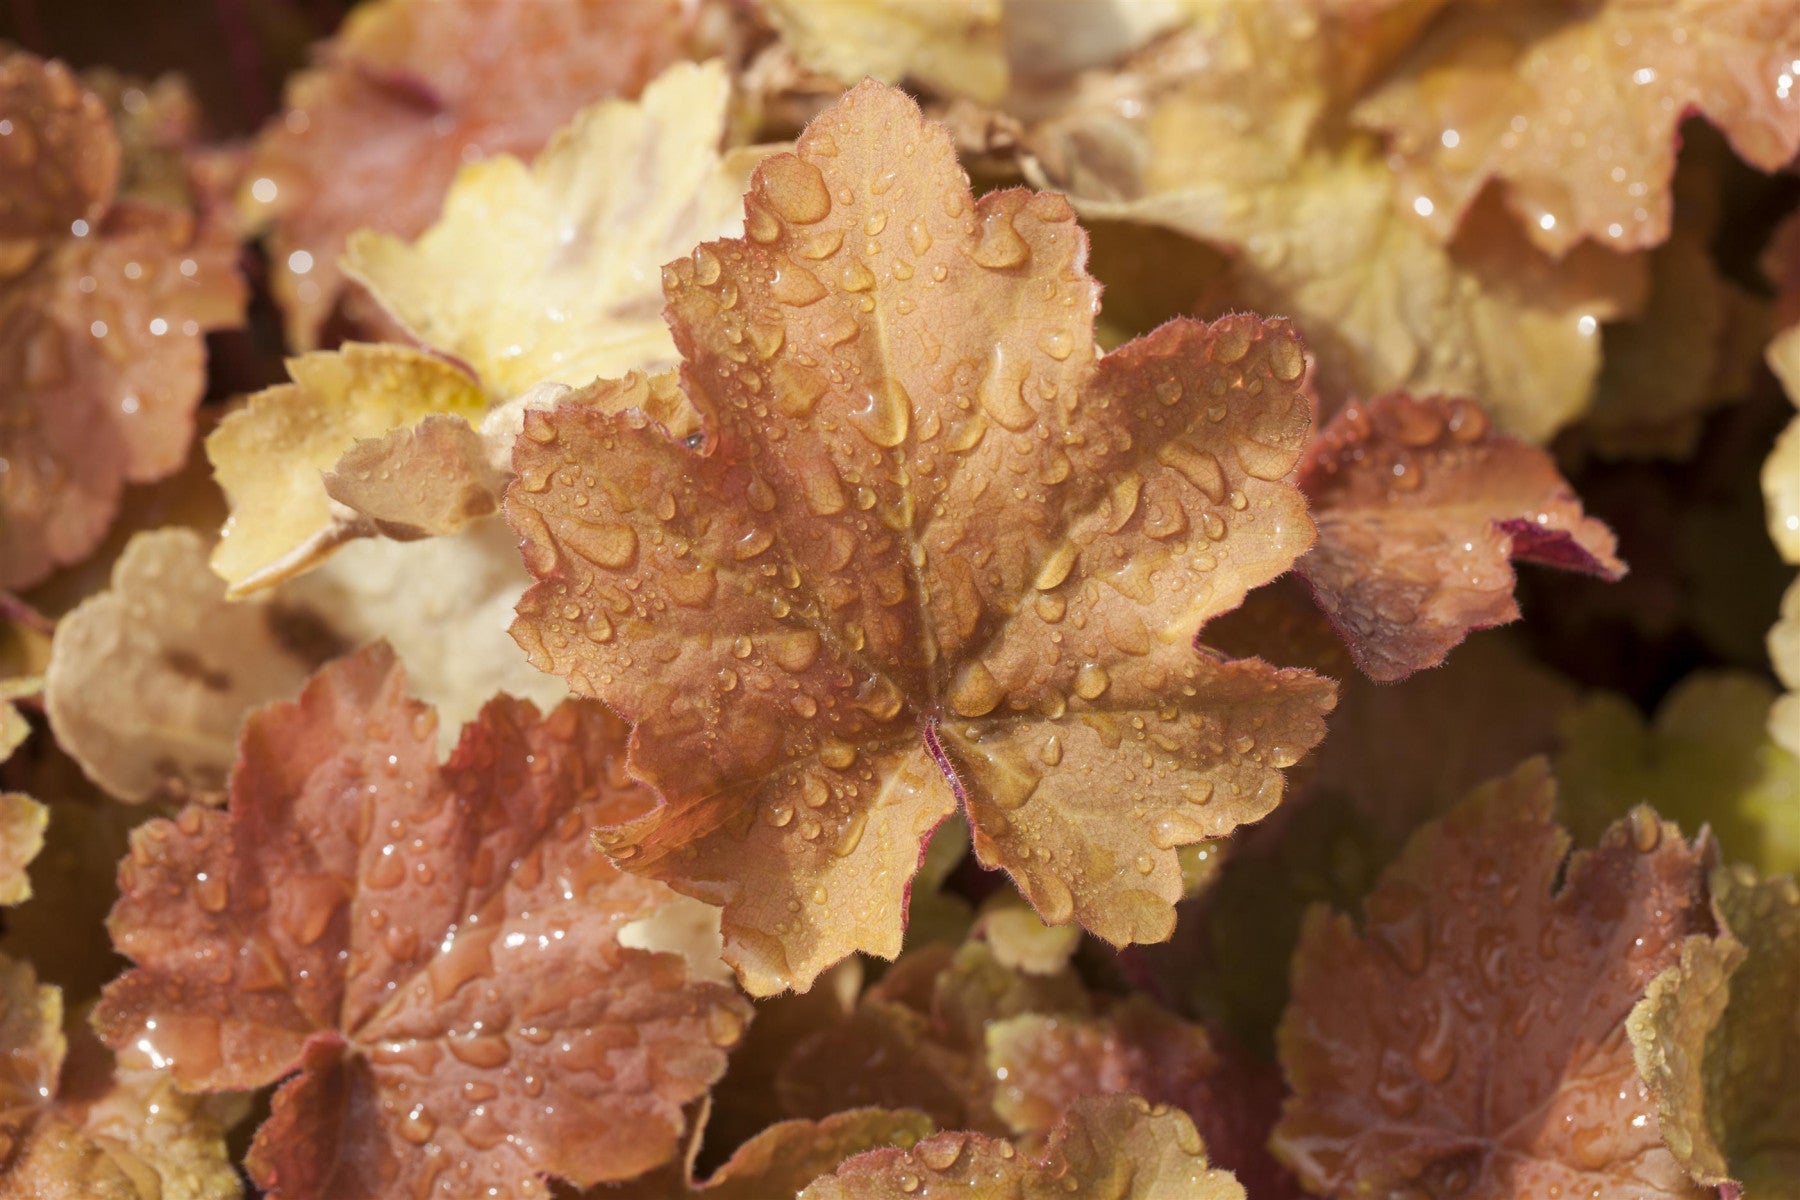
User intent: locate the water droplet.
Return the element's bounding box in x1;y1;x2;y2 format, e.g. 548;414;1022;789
848;379;911;448
760;156;832;223
447;1033;512;1068
1074;664;1110;700
908;218;933;255
1037;329;1074;360
770;259;827;306
1211;323;1252;363
1366;882;1430;975
398;1105;436;1145
1269;335;1305;381
1388;400;1445;446
692;246;722;286
1157;442;1228;504
970;209;1029;269
565;522;637;569
948;662;1002;717
1039;735;1063;766
834;810;869;857
1033;875;1075;925
840;258;875;292
1627;808;1662;853
1413;1003;1457;1083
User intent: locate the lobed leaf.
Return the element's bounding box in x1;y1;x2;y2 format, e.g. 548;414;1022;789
0;52;245;592
762;0;1007;105
507;79;1335;995
45;529;321;803
1630;865;1800;1196
0;952;240;1199
206;344;488;596
1354;1;1800;256
799;1094;1243;1200
612;1108;938;1200
1297;393;1624;681
344;60;768;402
240;0;692;348
1556;673;1800;876
95;644;750;1200
0;54;117;243
1014;7;1647;443
1273;759;1711;1198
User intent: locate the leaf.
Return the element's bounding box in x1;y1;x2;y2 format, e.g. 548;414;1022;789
1272;759;1711;1199
0;52;245;592
94;644;751;1199
278;517;573;742
0;740;135;1004
1630;865;1800;1195
612;1109;938;1200
0;53;117;242
762;0;1007;105
1297;392;1625;681
344;60;768;400
45;529;322;803
0;951;241;1199
0;791;45;906
798;1094;1243;1200
987;998;1299;1199
1582;135;1768;459
507;79;1336;995
1556;672;1800;877
1352;1;1800;256
205;344;489;596
775;940;1087;1133
1762;325;1800;563
972;892;1081;976
1017;9;1647;443
242;0;694;349
1771;575;1800;756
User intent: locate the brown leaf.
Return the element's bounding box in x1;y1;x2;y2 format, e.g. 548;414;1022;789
94;644;751;1199
1298;393;1624;681
1273;760;1711;1198
507;79;1335;994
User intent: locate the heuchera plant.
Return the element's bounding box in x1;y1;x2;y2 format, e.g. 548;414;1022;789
5;0;1800;1196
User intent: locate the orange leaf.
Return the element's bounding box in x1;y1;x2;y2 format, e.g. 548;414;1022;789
506;81;1336;994
1273;760;1710;1198
94;644;750;1200
1354;1;1800;255
242;0;692;349
1298;394;1624;681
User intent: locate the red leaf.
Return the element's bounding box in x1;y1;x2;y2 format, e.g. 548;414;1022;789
1298;394;1624;681
95;643;750;1200
1273;760;1711;1198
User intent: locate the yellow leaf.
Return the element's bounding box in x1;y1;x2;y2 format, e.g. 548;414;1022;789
344;60;767;400
205;344;487;596
763;0;1006;105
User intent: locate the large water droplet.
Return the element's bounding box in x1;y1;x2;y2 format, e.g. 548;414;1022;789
760;156;832;224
